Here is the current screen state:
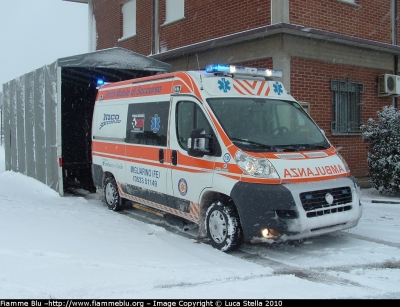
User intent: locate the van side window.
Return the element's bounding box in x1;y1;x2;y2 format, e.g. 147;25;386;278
176;101;215;151
126;101;169;146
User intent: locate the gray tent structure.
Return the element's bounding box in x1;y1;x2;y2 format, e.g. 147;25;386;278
2;47;172;196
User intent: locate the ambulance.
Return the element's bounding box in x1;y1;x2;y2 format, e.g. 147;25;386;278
91;63;362;252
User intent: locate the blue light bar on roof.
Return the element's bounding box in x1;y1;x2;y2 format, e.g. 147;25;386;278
205;63;282;78
97;79;105;86
205;64;232;73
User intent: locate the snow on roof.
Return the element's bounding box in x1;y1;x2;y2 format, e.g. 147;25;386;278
57;47;173;72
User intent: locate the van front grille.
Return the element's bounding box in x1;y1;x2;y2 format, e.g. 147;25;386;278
299;186;352;218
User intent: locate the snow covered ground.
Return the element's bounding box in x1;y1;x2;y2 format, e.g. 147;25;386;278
0;143;399;299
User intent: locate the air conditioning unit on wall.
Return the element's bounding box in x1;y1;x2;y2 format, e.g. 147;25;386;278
378;74;400;96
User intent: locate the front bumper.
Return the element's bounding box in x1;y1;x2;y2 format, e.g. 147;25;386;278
230;176;363;243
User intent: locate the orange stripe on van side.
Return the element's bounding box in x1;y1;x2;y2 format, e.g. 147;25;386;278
95;71;208;103
214;162;243;175
99;74;176;89
131;73;177;84
125;145;164;161
92;141;125;156
176;152;215;170
215;172;242;181
92;152;124;161
93;152;164;169
170;165;207;173
175;72;203;101
98;80;174;101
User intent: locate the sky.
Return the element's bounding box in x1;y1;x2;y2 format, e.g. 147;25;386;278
0;0;88;87
0;143;400;299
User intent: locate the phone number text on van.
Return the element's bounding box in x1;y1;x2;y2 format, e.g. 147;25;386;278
131;166;160;187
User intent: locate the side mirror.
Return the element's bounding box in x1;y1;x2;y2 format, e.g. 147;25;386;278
187;128;212;157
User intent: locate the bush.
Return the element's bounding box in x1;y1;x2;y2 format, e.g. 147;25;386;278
361;106;400;195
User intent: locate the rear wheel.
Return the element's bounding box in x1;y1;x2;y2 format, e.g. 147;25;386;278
206;201;243;252
104;176;124;211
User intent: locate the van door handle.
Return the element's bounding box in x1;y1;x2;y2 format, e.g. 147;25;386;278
172;150;177;166
159;148;164;164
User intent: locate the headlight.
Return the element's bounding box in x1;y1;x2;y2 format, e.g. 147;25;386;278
235;150;279;178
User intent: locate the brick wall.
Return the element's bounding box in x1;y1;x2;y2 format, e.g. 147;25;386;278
93;1;399;55
158;0;271;52
290;0;392;44
92;0;152;54
93;0;271;54
118;0;153;55
92;0;121;50
290;57;392;177
236;58;273;68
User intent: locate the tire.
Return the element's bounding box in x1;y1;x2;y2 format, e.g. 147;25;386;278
205;201;243;252
104;177;124;211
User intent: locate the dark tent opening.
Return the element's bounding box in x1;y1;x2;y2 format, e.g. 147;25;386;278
59;48;172;194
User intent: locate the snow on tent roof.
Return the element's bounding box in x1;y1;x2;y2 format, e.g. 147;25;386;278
56;47;173;72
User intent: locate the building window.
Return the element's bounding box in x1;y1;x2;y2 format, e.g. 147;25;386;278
121;0;136;39
337;0;356;4
298;101;310;114
330;79;364;134
165;0;184;24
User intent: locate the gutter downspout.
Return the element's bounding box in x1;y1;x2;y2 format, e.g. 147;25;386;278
392;0;398;109
152;0;160;55
87;0;95;52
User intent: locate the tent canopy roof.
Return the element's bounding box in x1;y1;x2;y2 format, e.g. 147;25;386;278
57;47;173;72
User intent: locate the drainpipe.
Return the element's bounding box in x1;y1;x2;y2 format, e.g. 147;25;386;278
152;0;159;55
392;0;398;109
87;0;95;52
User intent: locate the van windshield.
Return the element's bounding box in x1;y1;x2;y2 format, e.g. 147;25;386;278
207;98;330;152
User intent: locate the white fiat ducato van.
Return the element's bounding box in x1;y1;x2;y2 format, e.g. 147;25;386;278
91;64;362;252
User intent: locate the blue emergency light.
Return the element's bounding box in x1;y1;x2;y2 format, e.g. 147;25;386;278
206;64;232;73
97;79;105;86
205;63;282;78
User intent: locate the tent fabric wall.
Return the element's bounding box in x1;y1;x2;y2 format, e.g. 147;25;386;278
3;62;59;191
1;47;172;195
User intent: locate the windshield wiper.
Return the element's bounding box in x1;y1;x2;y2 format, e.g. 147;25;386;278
299;143;330;150
230;138;278;151
278;143;330;151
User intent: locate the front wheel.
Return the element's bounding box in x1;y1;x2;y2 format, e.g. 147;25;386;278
104;176;124;211
206;201;243;252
